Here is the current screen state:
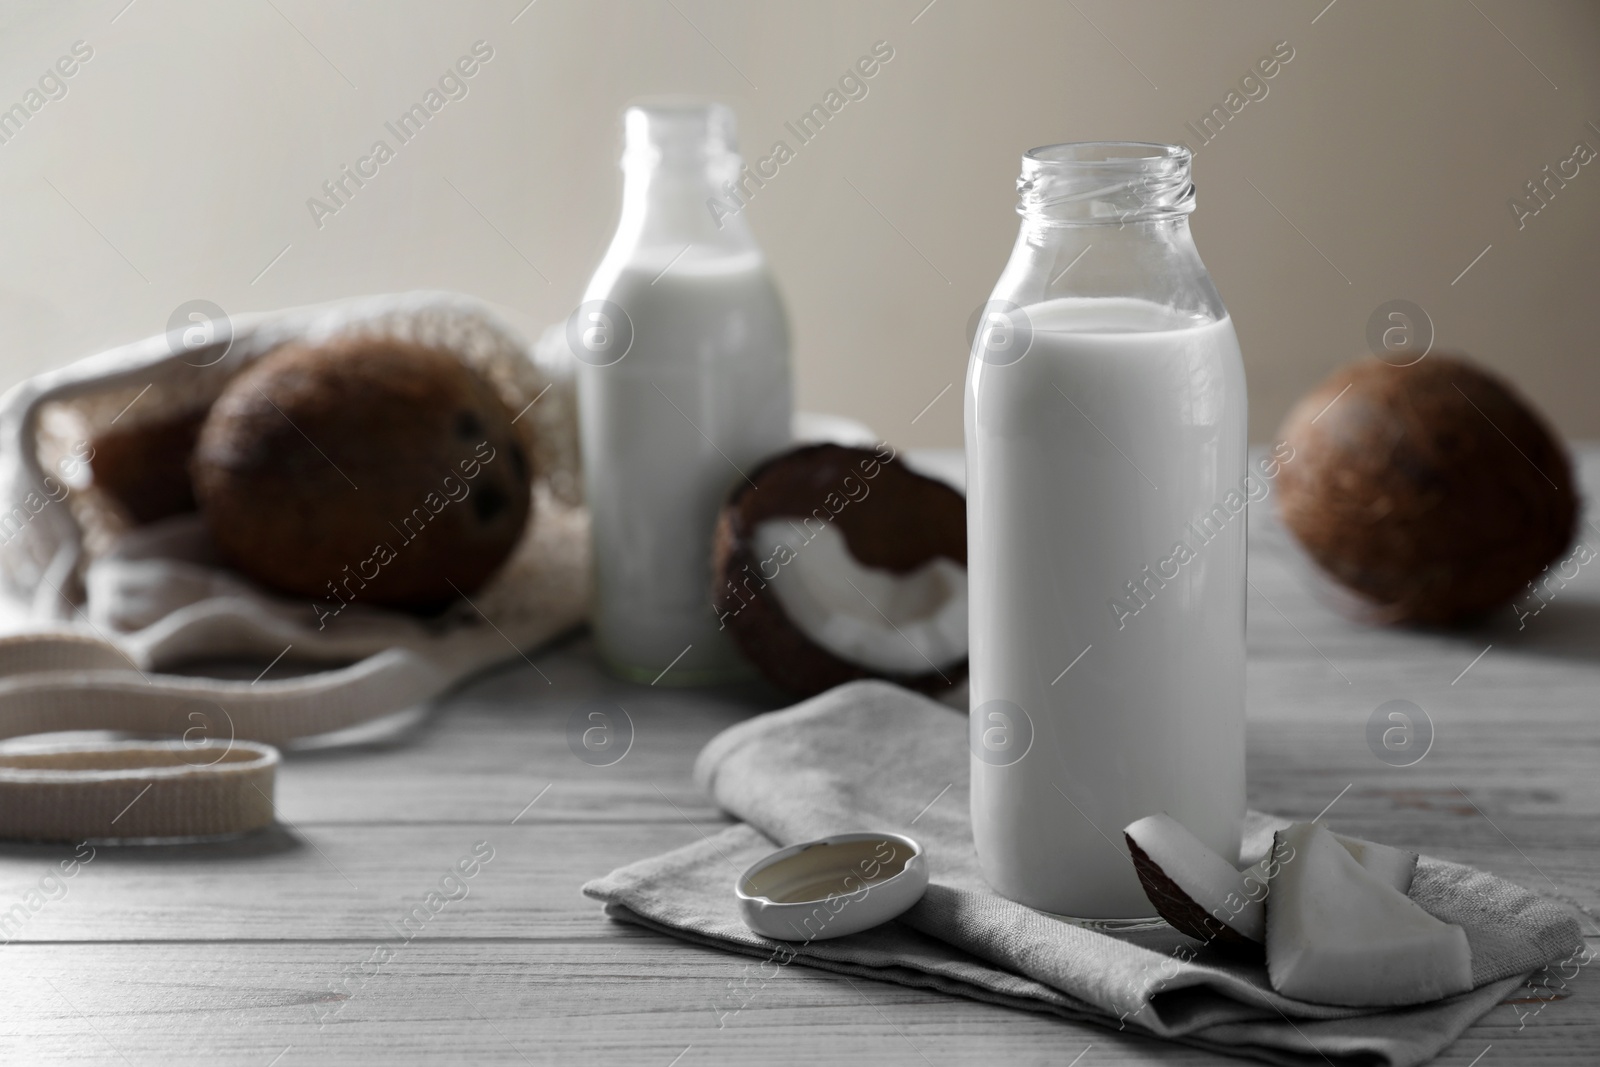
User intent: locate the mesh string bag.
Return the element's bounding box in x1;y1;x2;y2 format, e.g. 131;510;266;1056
0;291;588;747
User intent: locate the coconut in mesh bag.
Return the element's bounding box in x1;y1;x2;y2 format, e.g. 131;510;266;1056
0;292;587;748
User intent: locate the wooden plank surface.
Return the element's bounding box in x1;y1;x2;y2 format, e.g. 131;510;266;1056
0;448;1596;1064
1;939;1594;1067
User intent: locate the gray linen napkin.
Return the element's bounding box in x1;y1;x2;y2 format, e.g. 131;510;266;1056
583;681;1581;1066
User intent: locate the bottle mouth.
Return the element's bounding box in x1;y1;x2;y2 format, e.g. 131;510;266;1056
1017;141;1195;224
622;99;740;172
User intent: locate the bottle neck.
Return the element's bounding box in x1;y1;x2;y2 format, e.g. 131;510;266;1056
604;101;759;260
1018;214;1194;250
1017;141;1195;225
615;156;758;254
995;142;1223;321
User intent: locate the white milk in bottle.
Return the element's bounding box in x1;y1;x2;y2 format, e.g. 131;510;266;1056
575;103;791;684
966;143;1248;919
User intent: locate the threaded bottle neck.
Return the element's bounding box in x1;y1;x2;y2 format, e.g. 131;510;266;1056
1017;141;1195;226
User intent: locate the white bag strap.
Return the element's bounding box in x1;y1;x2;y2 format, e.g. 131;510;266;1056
0;631;467;841
0;632;460;744
0;740;278;842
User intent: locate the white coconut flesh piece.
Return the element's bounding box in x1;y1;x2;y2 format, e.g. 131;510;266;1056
750;520;967;674
1126;813;1268;944
1334;833;1418;894
1242;832;1416;896
1266;821;1472;1007
1125;814;1423;947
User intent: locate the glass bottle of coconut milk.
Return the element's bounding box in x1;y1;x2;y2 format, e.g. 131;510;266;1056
575;102;792;684
965;142;1247;920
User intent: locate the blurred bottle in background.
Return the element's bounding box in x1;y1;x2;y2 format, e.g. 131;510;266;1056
575;101;792;684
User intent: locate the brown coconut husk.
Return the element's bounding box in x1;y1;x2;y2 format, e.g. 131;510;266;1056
1274;353;1577;626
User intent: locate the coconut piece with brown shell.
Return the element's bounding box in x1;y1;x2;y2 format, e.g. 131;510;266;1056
712;442;967;697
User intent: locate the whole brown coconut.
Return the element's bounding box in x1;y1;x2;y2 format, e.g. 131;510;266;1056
713;442;967;696
89;407;210;523
192;338;532;611
1275;354;1577;625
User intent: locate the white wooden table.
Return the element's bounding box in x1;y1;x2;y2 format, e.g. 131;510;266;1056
0;448;1596;1065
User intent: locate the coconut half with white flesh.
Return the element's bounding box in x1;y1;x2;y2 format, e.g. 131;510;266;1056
712;443;967;696
1124;813;1422;950
1266;821;1472;1006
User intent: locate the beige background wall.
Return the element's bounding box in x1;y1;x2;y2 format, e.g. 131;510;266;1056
0;0;1596;446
